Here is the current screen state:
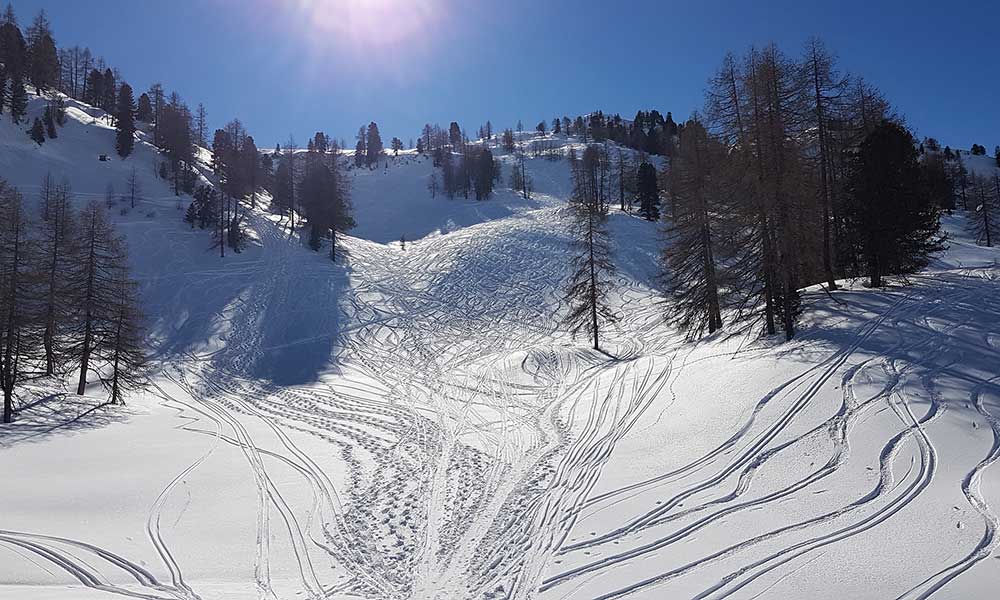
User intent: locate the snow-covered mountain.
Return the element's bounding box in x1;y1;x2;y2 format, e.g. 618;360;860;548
2;92;1000;600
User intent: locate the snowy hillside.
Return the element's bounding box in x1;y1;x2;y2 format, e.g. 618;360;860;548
2;93;1000;600
0;92;212;206
957;149;1000;177
345;151;554;244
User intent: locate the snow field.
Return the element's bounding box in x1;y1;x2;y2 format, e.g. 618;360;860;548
2;94;1000;599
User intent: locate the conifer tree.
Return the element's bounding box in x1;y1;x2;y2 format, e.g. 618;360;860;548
242;135;260;208
301;154;354;260
801;37;848;290
114;82;136;157
159;99;194;195
195;103;208;147
126;167;141;208
29;117;45;144
842;121;944;287
501;129;515;152
26;10;58;92
427;172;438;198
636;162;659;221
564;146;617;350
284;138;298;232
472;149;496;200
354;126;366;167
188;185;218;230
53;96;65;125
953;152;969;210
968;174;998;247
43;104;57;138
99;264;145;405
148;83;164;145
0;180;36;422
9;75;27;123
101;68;116;116
137;92;152;122
184;200;198;228
68;201;128;395
456;151;471;199
440;151;455;199
273;155;292;217
705;45;809;340
922;153;955;211
512;146;530;199
614;148;634;212
38;171;54;220
37;180;76;375
0;10;27;84
85;68;103;107
663;119;726;336
366;121;383;167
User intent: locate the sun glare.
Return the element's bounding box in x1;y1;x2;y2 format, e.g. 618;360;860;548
293;0;446;52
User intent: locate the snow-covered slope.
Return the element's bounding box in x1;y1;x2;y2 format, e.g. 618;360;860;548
345;151;551;244
2;99;999;600
0;92;209;206
958;149;1000;179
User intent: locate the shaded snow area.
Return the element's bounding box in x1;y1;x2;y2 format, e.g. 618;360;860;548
2;96;1000;599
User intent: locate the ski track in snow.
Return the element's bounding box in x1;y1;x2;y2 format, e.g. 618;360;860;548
3;120;1000;598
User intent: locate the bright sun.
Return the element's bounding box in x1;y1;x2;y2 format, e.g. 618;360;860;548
292;0;446;50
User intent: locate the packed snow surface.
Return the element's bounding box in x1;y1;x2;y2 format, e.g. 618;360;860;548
2;95;1000;599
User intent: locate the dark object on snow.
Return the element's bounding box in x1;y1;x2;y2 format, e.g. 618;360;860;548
29;118;46;144
99;154;109;161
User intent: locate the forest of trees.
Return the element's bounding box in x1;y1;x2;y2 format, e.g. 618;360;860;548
562;39;960;348
413;121;499;201
266;131;356;257
655;39;951;342
1;177;145;423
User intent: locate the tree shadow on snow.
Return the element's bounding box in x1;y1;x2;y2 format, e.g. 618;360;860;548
137;217;351;387
253;243;352;386
759;272;1000;422
0;393;129;448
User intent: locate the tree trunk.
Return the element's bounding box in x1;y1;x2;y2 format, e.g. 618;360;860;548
3;388;11;423
870;255;882;288
761;214;776;336
44;217;60;375
782;274;795;341
702;223;722;333
589;209;599;351
77;220;97;396
110;316;122;405
988;177;998;247
76;316;92;395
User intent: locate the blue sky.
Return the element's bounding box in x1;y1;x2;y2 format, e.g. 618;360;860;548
8;0;998;150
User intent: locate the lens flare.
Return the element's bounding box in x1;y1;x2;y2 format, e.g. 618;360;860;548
233;0;458;86
292;0;449;57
